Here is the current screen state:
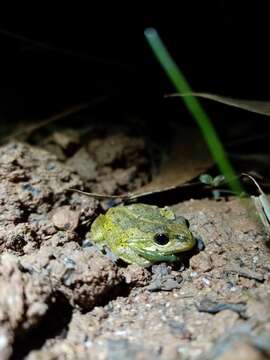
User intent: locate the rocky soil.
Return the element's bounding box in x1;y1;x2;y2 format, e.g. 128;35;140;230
0;130;269;360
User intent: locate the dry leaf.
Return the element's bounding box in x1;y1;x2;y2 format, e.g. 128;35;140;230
243;173;270;237
166;93;270;117
132;125;211;196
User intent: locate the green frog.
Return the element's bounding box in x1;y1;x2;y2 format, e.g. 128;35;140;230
89;203;196;267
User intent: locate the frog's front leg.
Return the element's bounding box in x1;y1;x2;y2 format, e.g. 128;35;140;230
100;245;119;263
117;247;152;267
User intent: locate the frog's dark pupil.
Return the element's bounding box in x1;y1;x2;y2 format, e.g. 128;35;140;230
154;233;169;245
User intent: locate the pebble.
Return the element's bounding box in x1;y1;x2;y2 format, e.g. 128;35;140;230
52;206;80;231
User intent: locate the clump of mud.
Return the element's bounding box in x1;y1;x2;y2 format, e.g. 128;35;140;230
38;129;153;195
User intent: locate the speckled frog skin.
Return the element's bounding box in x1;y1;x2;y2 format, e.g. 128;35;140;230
89;203;196;267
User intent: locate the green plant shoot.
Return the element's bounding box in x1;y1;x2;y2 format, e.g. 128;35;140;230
144;28;243;195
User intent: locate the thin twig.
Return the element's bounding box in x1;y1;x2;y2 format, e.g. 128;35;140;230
0;27;130;68
68;189;131;200
69;181;200;201
224;265;264;282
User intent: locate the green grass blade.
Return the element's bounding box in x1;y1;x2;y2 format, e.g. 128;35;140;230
144;28;243;195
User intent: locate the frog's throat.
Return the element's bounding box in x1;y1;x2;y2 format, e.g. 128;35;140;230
134;248;178;263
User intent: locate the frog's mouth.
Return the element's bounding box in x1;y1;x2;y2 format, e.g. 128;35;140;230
134;247;180;263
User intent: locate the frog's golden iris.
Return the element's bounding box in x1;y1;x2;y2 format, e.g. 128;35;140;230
89;203;196;267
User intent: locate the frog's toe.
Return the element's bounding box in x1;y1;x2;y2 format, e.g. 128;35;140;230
101;246;119;263
195;236;205;251
82;239;94;248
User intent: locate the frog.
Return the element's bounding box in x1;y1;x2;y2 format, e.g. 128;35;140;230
89;203;196;267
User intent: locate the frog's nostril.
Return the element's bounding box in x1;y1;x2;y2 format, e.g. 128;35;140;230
154;233;169;245
176;234;185;241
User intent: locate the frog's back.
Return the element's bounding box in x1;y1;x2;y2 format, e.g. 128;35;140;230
108;204;164;228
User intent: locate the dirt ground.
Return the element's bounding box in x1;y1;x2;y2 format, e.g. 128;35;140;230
0;128;270;360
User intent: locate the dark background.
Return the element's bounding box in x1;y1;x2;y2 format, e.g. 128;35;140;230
0;2;269;121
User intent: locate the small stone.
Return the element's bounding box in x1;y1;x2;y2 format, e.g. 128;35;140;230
213;310;239;337
190;252;213;272
52;206;80;231
218;341;263;360
147;264;183;291
113;167;137;186
122;265;151;286
43;144;66;161
66;148;97;180
53;129;79;150
48;231;77;246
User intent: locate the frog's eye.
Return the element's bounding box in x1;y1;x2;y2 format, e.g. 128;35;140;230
154;233;170;245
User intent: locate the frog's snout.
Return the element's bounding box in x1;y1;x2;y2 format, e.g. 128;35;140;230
173;231;196;251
